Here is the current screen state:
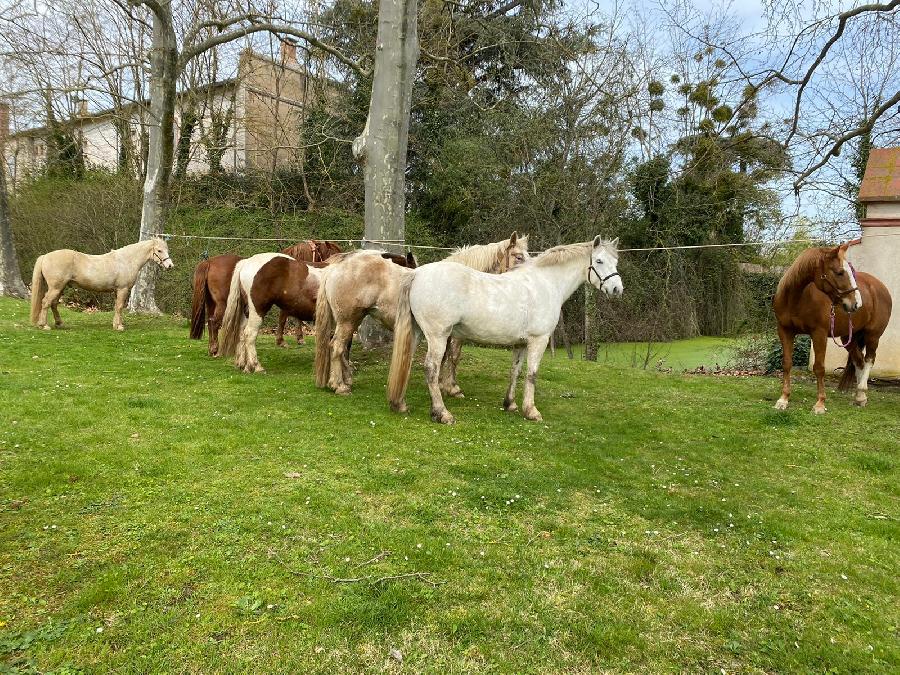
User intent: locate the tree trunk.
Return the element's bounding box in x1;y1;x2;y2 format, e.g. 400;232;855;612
0;145;28;299
353;0;418;348
129;2;177;313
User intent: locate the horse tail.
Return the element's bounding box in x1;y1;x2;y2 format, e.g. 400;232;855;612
30;255;47;325
189;260;209;339
313;272;335;388
219;262;245;358
387;274;418;412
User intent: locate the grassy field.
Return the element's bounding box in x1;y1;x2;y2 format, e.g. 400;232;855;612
1;297;898;673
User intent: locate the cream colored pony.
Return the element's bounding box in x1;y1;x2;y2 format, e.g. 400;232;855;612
30;238;174;331
314;233;529;396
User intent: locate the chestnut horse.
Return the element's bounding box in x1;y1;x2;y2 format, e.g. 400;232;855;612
218;253;322;373
773;244;892;414
277;240;342;344
190;240;341;355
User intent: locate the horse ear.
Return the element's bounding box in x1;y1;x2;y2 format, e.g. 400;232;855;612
593;235;602;247
508;231;518;247
406;251;416;267
611;237;619;248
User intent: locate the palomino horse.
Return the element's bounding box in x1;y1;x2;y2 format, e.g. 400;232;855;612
388;236;622;424
218;253;323;373
773;244;892;413
30;238;174;331
190;240;341;355
314;233;528;396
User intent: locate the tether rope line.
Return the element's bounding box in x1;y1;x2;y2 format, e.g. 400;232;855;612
157;230;900;253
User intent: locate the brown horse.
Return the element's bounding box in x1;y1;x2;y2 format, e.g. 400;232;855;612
218;253;321;373
190;240;341;355
773;244;892;413
277;240;343;345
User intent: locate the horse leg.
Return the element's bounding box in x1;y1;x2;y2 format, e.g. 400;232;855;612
439;337;465;398
424;333;454;424
774;325;794;410
342;335;353;387
207;298;218;356
503;347;526;412
113;287;129;331
522;335;550;421
811;330;828;414
39;284;64;330
50;298;64;328
329;322;355;395
855;336;879;407
296;322;305;345
242;310;265;373
276;310;289;348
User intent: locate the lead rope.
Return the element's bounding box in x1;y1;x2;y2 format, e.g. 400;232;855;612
829;305;854;348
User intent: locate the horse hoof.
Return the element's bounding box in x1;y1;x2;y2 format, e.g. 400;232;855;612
335;385;351;396
774;399;788;411
854;398;868;408
524;408;543;421
41;325;51;331
812;405;827;415
432;409;455;425
116;326;125;332
504;401;518;412
390;402;409;414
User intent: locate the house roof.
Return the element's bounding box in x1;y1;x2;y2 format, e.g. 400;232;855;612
859;147;900;203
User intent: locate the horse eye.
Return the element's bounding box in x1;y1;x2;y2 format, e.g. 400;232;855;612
836;269;844;276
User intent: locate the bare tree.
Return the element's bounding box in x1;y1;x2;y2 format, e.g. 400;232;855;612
120;0;369;312
0;104;28;298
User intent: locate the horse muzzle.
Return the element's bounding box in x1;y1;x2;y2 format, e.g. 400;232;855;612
841;297;859;314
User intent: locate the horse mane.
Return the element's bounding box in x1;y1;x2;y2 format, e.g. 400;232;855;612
776;247;826;297
529;240;613;268
446;236;528;272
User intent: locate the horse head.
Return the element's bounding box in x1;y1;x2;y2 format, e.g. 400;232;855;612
498;231;529;272
152;238;175;270
587;235;622;296
817;243;861;314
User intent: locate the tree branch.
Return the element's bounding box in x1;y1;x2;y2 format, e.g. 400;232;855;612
181;20;369;78
785;0;900;146
793;87;900;191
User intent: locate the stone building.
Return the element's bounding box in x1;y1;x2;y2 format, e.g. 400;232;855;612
2;42;321;185
822;147;900;377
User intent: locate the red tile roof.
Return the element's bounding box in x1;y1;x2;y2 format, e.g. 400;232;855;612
859;147;900;202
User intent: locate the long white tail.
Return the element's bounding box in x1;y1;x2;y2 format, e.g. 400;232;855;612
387;274;418;412
218;262;246;358
30;256;47;325
313;271;335;387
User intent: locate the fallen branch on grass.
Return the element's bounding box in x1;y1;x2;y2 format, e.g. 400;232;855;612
269;549;439;587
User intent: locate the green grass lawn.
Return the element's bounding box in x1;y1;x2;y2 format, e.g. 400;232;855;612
580;336;738;371
1;297;898;673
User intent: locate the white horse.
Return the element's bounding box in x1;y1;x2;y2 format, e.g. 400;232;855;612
30;237;174;331
387;236;623;423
